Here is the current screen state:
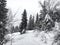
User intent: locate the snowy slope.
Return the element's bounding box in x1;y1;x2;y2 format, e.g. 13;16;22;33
4;30;57;45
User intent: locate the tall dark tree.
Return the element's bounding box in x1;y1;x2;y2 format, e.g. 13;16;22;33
35;13;39;26
19;9;27;34
28;15;32;30
35;13;39;23
32;16;35;29
28;15;34;30
0;0;8;45
35;13;41;30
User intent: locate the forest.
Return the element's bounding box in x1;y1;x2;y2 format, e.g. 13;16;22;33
0;0;60;45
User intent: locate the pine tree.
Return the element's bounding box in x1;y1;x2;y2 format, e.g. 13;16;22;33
35;13;40;27
32;16;34;29
14;26;19;32
35;13;39;23
28;15;32;30
38;1;47;31
0;0;8;45
11;26;14;33
19;9;27;34
28;15;35;30
39;1;49;31
35;13;42;30
39;1;47;21
39;0;56;31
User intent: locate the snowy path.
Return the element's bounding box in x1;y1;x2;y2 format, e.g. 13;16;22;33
5;31;40;45
5;31;55;45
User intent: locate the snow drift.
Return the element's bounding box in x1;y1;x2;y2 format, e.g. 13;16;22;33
4;30;60;45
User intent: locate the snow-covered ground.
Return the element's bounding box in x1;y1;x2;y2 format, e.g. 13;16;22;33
4;30;58;45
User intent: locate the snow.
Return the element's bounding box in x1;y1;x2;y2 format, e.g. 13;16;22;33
34;31;55;45
4;32;20;40
4;30;58;45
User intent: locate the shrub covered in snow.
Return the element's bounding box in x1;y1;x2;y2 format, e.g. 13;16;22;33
4;32;20;43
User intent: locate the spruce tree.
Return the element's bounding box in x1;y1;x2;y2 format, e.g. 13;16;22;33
28;15;33;30
28;15;34;30
19;9;27;34
32;16;34;29
35;13;40;27
39;1;47;21
35;13;39;23
0;0;8;45
35;13;41;30
38;1;48;31
39;0;55;31
14;26;19;32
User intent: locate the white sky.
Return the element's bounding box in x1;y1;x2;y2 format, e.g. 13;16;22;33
6;0;44;26
7;0;41;14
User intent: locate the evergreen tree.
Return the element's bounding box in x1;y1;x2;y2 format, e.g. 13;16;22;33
38;1;47;31
11;26;14;33
28;15;32;30
35;13;39;23
39;0;56;31
39;1;47;21
0;0;8;45
39;0;60;22
39;1;50;31
19;9;27;34
14;26;19;32
35;13;40;27
41;0;60;22
28;15;35;30
32;16;35;29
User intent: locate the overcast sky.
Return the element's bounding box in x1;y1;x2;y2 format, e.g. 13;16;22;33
6;0;44;26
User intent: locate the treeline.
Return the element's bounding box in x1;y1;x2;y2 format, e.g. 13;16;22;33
8;0;60;34
0;0;8;45
8;9;40;34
